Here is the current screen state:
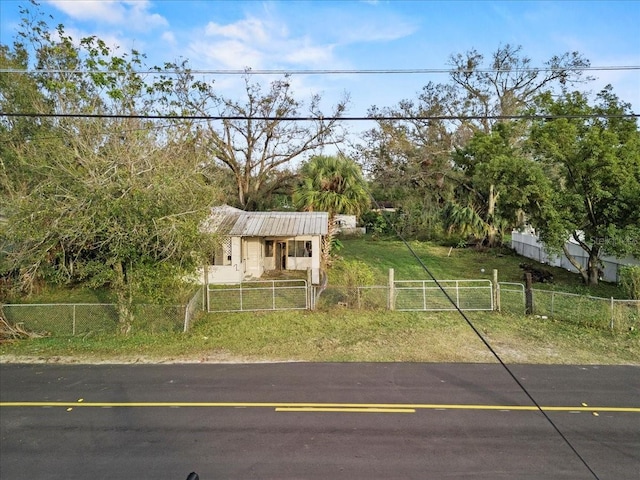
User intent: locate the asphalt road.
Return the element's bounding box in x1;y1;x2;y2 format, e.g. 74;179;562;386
1;363;639;480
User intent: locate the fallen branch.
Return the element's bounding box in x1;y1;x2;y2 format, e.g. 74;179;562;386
0;312;50;341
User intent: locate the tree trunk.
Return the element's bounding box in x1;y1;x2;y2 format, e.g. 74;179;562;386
113;261;134;334
485;184;500;247
321;215;338;268
587;245;602;286
562;243;600;286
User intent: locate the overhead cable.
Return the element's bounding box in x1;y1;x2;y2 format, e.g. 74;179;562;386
1;112;638;121
0;66;639;75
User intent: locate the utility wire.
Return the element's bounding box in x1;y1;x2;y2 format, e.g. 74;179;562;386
371;199;602;480
1;112;638;121
1;66;639;75
329;132;603;480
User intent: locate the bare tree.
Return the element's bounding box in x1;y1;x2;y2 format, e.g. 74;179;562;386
168;70;350;210
448;44;592;133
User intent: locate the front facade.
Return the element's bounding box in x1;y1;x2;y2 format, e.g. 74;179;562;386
199;206;328;285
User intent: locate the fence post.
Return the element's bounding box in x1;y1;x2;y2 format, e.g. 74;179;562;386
423;281;427;310
610;297;614;330
307;269;313;310
72;304;76;336
272;280;276;310
388;268;395;310
203;265;209;313
525;273;533;315
493;269;500;312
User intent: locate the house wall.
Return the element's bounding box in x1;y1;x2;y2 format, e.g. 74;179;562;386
199;236;244;284
199;235;323;285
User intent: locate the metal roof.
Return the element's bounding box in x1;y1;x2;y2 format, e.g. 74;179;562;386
204;206;328;237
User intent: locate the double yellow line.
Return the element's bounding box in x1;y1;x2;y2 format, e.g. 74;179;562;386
1;401;639;414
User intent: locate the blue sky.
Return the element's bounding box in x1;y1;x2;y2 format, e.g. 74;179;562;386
1;0;639;120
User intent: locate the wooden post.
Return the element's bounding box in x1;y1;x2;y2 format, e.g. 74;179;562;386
525;272;533;315
388;268;395;310
493;269;500;312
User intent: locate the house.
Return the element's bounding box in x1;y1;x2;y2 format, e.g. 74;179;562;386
199;205;328;285
335;214;365;236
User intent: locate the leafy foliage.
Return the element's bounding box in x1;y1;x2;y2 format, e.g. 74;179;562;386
293;155;370;265
528;87;640;285
0;5;217;330
619;266;640;300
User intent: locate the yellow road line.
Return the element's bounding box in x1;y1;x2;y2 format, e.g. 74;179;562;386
1;401;639;413
275;407;416;413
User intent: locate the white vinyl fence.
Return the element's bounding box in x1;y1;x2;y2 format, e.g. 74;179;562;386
511;231;640;283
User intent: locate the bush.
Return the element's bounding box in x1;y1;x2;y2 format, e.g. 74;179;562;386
619;265;640;299
330;259;376;287
326;259;378;309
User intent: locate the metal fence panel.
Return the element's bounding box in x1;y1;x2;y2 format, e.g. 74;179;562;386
610;299;639;331
183;287;205;332
3;303;118;336
131;304;185;333
393;280;493;311
499;282;526;314
313;286;388;310
207;280;308;313
357;286;390;310
531;290;612;329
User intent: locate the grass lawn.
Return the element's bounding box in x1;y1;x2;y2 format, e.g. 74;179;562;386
336;236;625;298
2;310;638;365
1;236;638;365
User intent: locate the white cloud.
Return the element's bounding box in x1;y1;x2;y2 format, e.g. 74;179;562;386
205;18;270;44
47;0;167;31
190;15;337;70
161;31;176;44
284;43;335;65
190;39;263;70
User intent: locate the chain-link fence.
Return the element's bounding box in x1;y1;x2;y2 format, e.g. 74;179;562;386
183;287;205;332
2;303;186;336
497;284;640;332
314;286;389;310
498;282;527;315
4;281;637;336
611;299;640;331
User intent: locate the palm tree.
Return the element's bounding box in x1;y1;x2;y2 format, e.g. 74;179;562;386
293;155;369;266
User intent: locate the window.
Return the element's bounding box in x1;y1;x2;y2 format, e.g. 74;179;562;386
265;240;274;257
287;240;312;257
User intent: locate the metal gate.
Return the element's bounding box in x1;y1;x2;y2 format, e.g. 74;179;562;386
393;279;494;311
206;280;309;313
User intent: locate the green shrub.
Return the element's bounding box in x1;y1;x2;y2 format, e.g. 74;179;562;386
619;265;640;299
330;259;376;287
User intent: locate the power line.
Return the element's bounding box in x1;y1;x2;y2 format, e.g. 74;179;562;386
0;66;639;75
373;204;603;480
329;125;604;480
2;112;638;121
